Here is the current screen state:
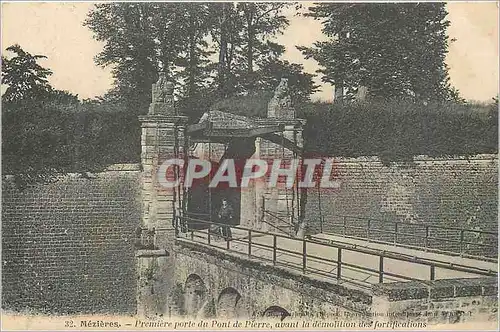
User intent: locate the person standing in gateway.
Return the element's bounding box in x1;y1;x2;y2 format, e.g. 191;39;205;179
218;198;234;240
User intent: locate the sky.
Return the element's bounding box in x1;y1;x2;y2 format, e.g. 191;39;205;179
1;1;499;102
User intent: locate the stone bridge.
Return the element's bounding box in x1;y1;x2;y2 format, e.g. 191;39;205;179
137;228;497;326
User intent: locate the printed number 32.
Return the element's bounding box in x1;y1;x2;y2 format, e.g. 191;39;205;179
65;321;75;328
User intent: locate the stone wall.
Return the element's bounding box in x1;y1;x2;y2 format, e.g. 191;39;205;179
1;166;141;314
305;155;498;256
372;277;498;325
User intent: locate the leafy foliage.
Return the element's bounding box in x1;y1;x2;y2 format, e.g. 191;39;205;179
299;3;462;102
302;100;498;164
84;2;317;118
2;99;141;187
1;44;78;105
1;45;139;187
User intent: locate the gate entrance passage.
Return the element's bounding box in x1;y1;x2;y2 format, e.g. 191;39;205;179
184;109;305;237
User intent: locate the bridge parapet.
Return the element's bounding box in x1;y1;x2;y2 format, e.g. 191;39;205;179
372;277;498;325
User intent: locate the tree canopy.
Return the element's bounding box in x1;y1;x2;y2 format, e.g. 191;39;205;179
84;2;317;115
1;44;79;105
299;3;462;102
1;45;132;187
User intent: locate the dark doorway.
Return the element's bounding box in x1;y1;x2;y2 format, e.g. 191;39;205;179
185;138;256;230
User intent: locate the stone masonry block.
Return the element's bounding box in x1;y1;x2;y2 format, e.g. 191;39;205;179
372;281;429;301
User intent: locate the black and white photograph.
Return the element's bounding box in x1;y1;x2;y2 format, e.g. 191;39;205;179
1;1;499;331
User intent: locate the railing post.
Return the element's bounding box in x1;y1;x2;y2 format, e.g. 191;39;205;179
430;265;435;281
425;225;429;251
320;216;323;233
207;226;211;245
460;229;465;256
379;255;384;283
226;235;230;250
151;227;156;249
261;196;265;222
337;248;342;279
248;230;252;257
343;216;347;236
394;222;398;244
272;235;277;266
302;240;307;274
367;219;371;242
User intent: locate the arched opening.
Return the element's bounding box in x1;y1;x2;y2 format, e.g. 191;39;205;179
184;274;207;317
217;287;242;318
263;306;291;321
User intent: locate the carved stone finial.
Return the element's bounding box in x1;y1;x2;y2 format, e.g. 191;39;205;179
149;72;176;116
267;78;295;119
152;72;170;103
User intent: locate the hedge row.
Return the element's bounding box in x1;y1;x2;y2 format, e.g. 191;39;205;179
302;99;498;163
2;101;140;185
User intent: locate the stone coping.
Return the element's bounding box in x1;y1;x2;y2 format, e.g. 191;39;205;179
2;163;141;181
325;154;497;164
136;249;170;258
106;163;141;171
139;115;189;125
372;277;498;301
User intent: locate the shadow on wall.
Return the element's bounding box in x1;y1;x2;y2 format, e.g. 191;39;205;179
217;287;242;318
263;306;291;321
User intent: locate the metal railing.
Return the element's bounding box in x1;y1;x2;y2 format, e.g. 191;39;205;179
262;210;296;236
174;216;497;289
316;215;498;261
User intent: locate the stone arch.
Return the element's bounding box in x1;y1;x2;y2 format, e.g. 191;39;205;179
217;287;242;318
262;306;291;321
184;274;208;317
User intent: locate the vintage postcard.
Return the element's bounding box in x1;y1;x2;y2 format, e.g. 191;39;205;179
1;1;498;331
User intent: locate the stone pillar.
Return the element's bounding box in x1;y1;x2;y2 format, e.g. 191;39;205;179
137;75;188;318
240;138;262;229
260;78;306;237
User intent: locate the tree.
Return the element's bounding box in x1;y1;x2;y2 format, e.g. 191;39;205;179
2;44;79;106
85;3;163;111
176;3;216;99
236;2;291;92
2;44;54;104
85;3;317;115
208;2;317;102
299;3;461;102
1;45;90;187
208;2;243;97
85;3;215;112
